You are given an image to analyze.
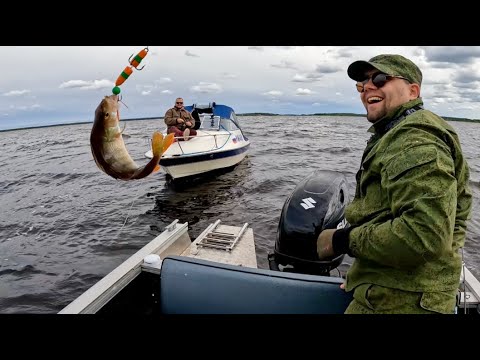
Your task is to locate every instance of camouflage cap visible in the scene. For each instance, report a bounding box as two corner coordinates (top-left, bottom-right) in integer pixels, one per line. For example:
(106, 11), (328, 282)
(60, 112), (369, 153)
(347, 54), (422, 85)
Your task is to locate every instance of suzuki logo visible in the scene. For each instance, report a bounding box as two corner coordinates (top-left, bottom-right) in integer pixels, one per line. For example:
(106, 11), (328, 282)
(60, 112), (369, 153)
(300, 197), (316, 210)
(337, 218), (348, 229)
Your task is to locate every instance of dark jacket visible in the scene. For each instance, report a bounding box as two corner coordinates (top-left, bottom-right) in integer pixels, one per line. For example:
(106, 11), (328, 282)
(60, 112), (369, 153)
(164, 107), (195, 130)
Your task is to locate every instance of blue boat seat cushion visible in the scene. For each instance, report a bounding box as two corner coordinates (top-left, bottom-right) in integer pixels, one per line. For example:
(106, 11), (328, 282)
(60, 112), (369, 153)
(159, 255), (352, 314)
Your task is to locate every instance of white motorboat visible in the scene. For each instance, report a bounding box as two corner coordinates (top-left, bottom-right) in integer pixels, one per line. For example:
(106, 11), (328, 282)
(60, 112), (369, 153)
(145, 102), (250, 180)
(59, 170), (480, 315)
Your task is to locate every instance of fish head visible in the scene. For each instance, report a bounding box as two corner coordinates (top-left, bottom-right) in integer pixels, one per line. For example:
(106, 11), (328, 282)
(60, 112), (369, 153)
(94, 94), (120, 128)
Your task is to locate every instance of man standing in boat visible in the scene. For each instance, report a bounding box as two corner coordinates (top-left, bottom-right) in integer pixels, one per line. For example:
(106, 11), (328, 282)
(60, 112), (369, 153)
(316, 54), (472, 314)
(164, 97), (197, 141)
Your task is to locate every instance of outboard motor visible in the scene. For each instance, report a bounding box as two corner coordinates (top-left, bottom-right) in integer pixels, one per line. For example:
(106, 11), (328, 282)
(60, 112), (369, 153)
(268, 170), (351, 276)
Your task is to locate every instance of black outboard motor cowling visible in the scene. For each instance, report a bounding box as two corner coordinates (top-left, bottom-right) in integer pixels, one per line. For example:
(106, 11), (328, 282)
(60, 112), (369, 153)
(269, 170), (350, 276)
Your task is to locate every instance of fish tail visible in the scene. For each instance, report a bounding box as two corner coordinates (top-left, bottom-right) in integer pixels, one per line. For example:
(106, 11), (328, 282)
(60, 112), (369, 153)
(150, 132), (174, 173)
(150, 132), (163, 173)
(162, 133), (175, 154)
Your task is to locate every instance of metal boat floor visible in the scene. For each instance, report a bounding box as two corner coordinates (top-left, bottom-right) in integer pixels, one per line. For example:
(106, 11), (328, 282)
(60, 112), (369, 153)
(182, 222), (257, 268)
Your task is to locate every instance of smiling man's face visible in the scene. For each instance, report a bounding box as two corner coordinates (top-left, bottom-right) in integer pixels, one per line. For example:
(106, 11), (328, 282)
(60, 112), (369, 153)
(360, 70), (418, 123)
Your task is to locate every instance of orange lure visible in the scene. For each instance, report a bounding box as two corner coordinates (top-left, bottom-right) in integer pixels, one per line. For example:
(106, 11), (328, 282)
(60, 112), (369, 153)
(115, 47), (149, 87)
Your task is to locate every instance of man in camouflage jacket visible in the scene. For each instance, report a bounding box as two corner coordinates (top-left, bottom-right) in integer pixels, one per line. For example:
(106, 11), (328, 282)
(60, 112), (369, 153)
(317, 54), (472, 314)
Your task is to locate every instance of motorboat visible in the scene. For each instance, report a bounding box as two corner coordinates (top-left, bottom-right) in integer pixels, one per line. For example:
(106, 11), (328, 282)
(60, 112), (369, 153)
(59, 170), (480, 315)
(144, 102), (250, 180)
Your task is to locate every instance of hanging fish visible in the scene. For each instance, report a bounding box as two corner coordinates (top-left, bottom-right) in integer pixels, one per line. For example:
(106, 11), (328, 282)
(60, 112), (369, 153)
(90, 94), (174, 180)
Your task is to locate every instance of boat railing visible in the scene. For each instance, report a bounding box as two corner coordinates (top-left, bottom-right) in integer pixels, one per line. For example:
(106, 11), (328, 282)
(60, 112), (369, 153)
(147, 131), (234, 156)
(175, 131), (232, 155)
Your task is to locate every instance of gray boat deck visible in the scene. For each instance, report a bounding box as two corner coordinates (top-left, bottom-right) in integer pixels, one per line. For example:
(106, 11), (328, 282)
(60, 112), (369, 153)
(181, 223), (257, 268)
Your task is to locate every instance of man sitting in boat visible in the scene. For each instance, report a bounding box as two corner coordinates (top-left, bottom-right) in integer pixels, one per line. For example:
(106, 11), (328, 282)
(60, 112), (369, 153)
(164, 98), (197, 141)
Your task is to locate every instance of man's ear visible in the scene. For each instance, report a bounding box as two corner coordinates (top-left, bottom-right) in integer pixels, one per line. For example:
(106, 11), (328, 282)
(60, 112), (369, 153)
(410, 83), (421, 99)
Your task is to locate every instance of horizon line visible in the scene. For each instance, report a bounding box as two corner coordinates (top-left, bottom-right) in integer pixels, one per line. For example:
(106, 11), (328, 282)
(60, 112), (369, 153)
(1, 112), (479, 133)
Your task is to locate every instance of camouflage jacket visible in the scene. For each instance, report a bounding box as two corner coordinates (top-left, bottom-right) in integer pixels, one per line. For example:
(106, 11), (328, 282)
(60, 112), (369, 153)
(164, 107), (195, 129)
(345, 98), (472, 296)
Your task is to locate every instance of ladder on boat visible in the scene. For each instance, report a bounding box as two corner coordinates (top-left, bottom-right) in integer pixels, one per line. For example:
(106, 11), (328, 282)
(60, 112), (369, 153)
(195, 220), (249, 252)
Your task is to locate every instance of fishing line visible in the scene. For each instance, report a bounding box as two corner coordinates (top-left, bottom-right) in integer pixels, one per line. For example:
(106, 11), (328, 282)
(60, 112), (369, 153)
(116, 182), (143, 235)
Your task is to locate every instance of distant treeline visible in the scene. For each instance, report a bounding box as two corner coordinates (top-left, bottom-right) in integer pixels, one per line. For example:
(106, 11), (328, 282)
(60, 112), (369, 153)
(120, 114), (480, 123)
(237, 112), (365, 117)
(237, 113), (480, 123)
(2, 113), (478, 133)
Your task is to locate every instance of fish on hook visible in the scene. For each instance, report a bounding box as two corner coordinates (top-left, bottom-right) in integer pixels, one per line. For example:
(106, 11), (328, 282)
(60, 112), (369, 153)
(90, 94), (174, 180)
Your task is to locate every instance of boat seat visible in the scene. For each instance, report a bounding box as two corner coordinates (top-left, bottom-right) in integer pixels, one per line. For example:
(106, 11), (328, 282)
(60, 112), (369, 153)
(159, 255), (352, 314)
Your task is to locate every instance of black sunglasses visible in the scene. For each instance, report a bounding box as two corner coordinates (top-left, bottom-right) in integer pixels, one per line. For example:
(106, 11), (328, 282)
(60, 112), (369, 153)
(356, 73), (410, 93)
(176, 102), (183, 104)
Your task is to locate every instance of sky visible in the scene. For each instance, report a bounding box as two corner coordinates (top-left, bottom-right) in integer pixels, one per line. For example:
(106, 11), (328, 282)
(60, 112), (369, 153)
(1, 46), (480, 131)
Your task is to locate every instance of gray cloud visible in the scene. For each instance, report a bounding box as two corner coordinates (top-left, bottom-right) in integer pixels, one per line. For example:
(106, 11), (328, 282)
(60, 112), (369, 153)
(314, 64), (341, 74)
(185, 50), (200, 57)
(271, 60), (298, 70)
(422, 46), (480, 65)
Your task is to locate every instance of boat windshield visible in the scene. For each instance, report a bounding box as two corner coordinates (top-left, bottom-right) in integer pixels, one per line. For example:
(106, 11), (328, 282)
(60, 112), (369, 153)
(199, 115), (220, 130)
(220, 118), (239, 131)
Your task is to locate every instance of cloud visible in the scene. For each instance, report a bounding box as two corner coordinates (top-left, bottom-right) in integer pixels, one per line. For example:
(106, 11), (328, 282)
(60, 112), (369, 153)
(155, 77), (172, 84)
(161, 90), (173, 94)
(262, 90), (283, 97)
(221, 73), (238, 79)
(295, 88), (313, 96)
(292, 73), (323, 82)
(190, 82), (222, 93)
(453, 70), (480, 84)
(421, 46), (480, 65)
(8, 103), (41, 111)
(185, 50), (199, 57)
(314, 64), (341, 74)
(59, 79), (113, 90)
(336, 48), (355, 58)
(271, 60), (298, 70)
(2, 89), (31, 97)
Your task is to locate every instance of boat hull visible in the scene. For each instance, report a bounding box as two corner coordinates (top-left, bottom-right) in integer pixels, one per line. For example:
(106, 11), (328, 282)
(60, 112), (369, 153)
(162, 143), (249, 179)
(145, 128), (250, 179)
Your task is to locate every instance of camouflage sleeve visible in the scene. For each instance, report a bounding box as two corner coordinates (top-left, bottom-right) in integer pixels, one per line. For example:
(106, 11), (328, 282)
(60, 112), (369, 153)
(164, 108), (178, 127)
(349, 133), (457, 269)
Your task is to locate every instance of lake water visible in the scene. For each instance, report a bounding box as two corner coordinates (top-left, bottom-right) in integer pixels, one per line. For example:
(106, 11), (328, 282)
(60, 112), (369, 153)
(0, 115), (479, 313)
